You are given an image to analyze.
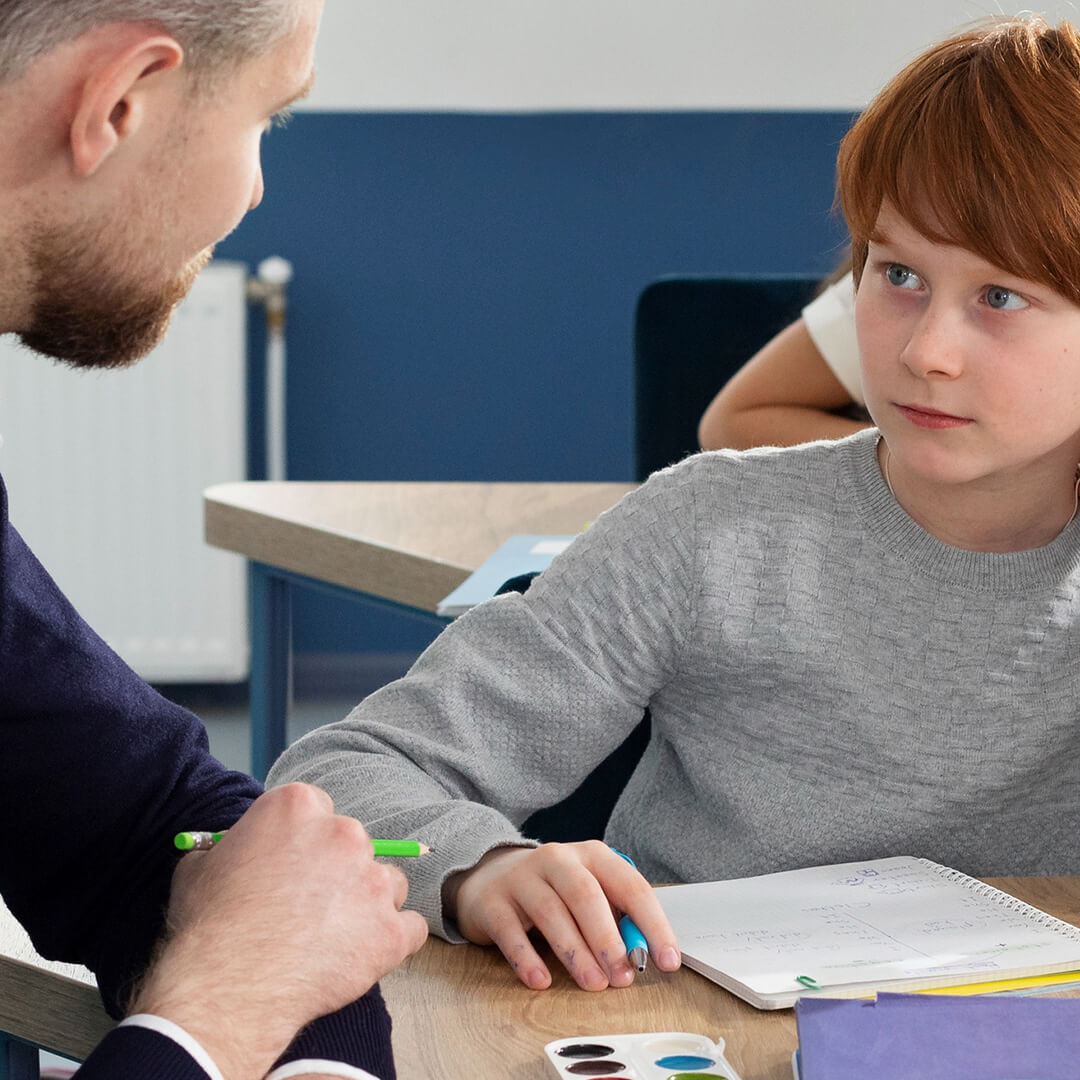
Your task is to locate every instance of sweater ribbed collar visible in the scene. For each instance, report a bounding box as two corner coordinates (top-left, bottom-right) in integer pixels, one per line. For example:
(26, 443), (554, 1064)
(844, 428), (1080, 593)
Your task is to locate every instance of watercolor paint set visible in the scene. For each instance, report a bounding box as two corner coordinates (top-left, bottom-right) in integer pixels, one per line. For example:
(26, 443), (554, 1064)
(543, 1031), (743, 1079)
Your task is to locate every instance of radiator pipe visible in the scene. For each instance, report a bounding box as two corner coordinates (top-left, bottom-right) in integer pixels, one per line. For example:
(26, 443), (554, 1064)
(246, 256), (293, 482)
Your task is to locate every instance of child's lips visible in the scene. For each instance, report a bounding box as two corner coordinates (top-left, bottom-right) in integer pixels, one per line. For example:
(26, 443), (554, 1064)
(895, 403), (973, 429)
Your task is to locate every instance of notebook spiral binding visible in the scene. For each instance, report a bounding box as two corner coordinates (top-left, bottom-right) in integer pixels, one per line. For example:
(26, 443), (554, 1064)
(920, 857), (1080, 943)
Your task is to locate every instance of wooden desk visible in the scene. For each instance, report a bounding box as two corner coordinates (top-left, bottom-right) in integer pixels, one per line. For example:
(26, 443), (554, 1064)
(4, 878), (1078, 1078)
(203, 481), (632, 776)
(381, 876), (1080, 1080)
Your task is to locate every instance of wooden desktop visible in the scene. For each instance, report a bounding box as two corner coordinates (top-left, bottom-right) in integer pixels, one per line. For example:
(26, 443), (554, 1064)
(5, 876), (1080, 1079)
(203, 480), (633, 612)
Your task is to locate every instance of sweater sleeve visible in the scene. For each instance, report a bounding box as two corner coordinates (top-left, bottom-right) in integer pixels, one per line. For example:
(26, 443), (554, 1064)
(0, 473), (260, 1015)
(84, 996), (396, 1080)
(0, 474), (398, 1074)
(272, 989), (396, 1080)
(67, 1024), (217, 1080)
(68, 994), (395, 1080)
(268, 460), (704, 937)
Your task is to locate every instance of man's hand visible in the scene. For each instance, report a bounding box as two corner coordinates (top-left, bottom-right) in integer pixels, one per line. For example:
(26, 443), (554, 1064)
(445, 840), (680, 991)
(133, 783), (428, 1080)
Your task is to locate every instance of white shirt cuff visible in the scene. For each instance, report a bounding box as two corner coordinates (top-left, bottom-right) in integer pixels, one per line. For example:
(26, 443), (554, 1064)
(119, 1016), (380, 1080)
(118, 1014), (224, 1080)
(266, 1062), (380, 1080)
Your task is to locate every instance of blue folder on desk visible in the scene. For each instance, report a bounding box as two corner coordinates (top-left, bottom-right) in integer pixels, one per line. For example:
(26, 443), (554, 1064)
(436, 535), (574, 617)
(795, 993), (1080, 1080)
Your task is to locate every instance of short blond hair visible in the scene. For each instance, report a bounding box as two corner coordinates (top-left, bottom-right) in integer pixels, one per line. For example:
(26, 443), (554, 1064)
(0, 0), (300, 86)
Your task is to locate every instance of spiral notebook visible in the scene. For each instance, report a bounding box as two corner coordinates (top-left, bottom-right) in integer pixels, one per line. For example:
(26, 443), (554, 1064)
(656, 855), (1080, 1010)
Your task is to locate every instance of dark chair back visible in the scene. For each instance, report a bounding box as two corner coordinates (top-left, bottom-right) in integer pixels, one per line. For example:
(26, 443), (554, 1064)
(633, 274), (819, 481)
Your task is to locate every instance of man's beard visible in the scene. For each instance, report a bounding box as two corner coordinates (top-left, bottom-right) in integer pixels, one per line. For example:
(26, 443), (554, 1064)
(19, 223), (213, 371)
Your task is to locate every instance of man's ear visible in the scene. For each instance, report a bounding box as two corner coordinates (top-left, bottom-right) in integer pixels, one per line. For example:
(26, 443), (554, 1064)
(70, 33), (185, 178)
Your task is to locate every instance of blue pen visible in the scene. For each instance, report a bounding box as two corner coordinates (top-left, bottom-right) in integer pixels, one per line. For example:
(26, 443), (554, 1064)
(611, 848), (649, 973)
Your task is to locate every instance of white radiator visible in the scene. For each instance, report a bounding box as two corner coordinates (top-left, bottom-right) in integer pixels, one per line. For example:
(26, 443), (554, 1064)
(0, 260), (249, 682)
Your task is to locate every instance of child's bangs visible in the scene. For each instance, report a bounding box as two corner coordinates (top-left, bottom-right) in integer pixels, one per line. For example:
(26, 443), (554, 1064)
(838, 18), (1080, 305)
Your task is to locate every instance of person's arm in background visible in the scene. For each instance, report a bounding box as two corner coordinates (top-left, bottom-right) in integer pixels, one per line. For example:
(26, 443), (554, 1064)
(698, 270), (870, 450)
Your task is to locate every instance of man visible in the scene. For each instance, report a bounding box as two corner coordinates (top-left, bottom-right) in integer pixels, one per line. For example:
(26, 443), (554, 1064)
(0, 3), (427, 1078)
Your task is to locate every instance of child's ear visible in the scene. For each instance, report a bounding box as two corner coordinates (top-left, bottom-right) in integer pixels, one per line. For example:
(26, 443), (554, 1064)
(69, 34), (184, 178)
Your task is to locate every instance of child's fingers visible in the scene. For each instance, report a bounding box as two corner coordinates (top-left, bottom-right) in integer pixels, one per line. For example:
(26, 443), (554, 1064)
(482, 899), (553, 990)
(596, 861), (682, 973)
(537, 853), (636, 987)
(516, 873), (623, 990)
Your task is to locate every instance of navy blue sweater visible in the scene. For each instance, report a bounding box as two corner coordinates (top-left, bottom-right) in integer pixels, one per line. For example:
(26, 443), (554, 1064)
(0, 473), (394, 1078)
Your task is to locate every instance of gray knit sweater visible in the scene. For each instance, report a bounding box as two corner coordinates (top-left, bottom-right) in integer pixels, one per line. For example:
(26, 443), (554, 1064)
(269, 429), (1080, 938)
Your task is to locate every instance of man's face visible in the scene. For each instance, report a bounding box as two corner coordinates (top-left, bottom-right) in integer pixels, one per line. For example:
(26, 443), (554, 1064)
(20, 0), (323, 370)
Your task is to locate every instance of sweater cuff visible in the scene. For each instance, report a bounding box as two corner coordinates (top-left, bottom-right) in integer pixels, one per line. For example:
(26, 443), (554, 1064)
(72, 1018), (220, 1080)
(272, 987), (396, 1080)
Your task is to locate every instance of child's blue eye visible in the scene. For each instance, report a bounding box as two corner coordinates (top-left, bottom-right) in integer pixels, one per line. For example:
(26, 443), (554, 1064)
(985, 285), (1027, 310)
(886, 263), (921, 289)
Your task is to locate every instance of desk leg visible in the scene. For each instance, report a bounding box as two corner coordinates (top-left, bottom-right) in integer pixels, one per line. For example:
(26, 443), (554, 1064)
(0, 1037), (39, 1080)
(249, 562), (292, 782)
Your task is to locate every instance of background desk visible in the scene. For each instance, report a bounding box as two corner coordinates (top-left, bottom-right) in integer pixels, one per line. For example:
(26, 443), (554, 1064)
(0, 898), (110, 1079)
(380, 875), (1080, 1080)
(204, 481), (632, 777)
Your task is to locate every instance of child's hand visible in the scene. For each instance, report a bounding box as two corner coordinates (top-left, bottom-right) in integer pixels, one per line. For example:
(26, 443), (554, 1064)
(445, 840), (681, 990)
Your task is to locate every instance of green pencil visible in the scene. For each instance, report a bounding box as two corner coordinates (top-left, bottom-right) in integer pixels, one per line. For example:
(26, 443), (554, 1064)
(174, 831), (431, 856)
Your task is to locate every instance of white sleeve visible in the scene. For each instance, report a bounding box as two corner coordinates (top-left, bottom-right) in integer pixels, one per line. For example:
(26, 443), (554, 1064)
(801, 271), (863, 405)
(266, 1062), (380, 1080)
(118, 1018), (380, 1080)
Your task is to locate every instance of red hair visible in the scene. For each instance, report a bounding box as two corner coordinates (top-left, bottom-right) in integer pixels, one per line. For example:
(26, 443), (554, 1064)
(837, 16), (1080, 305)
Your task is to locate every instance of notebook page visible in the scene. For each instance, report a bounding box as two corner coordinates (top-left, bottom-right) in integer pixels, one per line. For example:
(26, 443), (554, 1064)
(657, 855), (1080, 997)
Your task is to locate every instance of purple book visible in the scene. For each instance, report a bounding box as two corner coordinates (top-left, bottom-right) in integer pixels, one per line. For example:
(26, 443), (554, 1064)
(795, 993), (1080, 1080)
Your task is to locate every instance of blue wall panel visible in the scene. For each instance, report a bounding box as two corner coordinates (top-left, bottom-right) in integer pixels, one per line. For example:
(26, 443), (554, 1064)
(215, 110), (854, 655)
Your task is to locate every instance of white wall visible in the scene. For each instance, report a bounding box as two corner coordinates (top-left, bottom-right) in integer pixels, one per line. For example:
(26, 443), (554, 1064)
(306, 1), (1080, 112)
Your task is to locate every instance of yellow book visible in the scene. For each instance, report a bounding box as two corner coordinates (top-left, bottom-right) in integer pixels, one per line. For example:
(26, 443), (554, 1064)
(917, 970), (1080, 996)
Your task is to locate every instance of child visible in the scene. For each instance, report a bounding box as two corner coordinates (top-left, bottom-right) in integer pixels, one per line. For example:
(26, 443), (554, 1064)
(270, 15), (1080, 996)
